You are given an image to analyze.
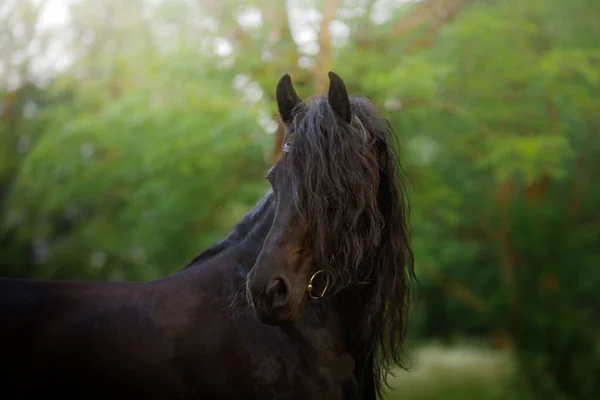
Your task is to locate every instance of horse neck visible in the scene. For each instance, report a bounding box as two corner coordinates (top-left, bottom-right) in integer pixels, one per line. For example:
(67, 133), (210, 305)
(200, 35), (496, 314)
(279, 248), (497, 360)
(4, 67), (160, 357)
(183, 190), (275, 272)
(222, 190), (276, 271)
(333, 283), (375, 345)
(332, 285), (378, 399)
(184, 188), (378, 394)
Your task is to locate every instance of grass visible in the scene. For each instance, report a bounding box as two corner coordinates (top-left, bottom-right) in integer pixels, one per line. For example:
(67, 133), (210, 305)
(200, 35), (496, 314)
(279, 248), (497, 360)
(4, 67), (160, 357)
(384, 342), (524, 400)
(387, 381), (518, 400)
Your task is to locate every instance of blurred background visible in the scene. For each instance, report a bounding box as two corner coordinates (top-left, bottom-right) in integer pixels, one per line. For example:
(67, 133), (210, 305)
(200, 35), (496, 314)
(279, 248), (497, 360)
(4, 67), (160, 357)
(1, 0), (599, 398)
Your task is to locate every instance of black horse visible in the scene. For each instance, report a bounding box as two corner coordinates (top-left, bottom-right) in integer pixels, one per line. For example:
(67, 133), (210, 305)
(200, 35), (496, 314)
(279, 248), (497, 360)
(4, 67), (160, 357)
(0, 72), (415, 399)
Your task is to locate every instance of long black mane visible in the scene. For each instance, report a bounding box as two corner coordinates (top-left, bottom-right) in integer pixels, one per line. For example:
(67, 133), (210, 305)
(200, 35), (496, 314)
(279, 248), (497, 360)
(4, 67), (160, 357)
(283, 95), (415, 396)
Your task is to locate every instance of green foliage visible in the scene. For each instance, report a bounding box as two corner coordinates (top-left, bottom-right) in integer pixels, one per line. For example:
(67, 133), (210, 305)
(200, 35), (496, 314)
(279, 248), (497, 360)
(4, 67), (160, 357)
(4, 52), (271, 280)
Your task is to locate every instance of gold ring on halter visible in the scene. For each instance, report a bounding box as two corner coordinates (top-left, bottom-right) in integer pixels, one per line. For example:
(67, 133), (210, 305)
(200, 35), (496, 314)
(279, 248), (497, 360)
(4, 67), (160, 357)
(306, 270), (329, 300)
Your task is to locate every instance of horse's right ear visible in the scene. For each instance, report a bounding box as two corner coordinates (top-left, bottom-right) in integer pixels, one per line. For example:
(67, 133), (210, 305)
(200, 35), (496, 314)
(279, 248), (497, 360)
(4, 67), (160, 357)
(276, 74), (305, 125)
(327, 71), (352, 123)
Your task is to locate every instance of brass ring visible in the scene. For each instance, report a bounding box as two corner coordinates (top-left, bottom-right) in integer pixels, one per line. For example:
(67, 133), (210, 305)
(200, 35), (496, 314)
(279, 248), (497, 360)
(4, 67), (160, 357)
(306, 270), (329, 300)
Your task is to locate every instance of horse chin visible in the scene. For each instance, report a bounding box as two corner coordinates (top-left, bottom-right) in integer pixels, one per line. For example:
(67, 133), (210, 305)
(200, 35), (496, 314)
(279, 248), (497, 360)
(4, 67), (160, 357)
(253, 306), (301, 326)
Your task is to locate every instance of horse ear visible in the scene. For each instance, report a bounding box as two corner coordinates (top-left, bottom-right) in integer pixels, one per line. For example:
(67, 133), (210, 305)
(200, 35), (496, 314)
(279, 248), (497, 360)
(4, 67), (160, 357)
(327, 71), (352, 123)
(276, 74), (304, 125)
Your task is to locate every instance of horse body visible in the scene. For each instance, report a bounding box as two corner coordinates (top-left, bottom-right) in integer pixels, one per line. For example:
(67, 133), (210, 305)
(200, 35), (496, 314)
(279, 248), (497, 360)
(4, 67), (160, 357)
(0, 193), (363, 399)
(0, 72), (414, 399)
(1, 277), (192, 398)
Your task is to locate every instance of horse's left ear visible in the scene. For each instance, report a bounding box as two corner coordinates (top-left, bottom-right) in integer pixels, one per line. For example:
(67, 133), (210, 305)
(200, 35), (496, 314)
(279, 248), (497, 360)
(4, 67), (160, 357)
(327, 71), (352, 124)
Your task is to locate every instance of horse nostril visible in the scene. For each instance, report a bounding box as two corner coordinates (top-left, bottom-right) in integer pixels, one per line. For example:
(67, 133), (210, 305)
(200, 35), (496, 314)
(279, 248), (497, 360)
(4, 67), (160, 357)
(265, 276), (290, 309)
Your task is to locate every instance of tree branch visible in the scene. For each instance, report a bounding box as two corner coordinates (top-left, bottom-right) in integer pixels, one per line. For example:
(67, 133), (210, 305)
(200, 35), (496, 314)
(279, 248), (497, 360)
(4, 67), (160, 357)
(314, 0), (343, 94)
(387, 0), (444, 38)
(388, 0), (475, 39)
(354, 0), (476, 54)
(403, 0), (478, 55)
(419, 264), (487, 312)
